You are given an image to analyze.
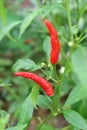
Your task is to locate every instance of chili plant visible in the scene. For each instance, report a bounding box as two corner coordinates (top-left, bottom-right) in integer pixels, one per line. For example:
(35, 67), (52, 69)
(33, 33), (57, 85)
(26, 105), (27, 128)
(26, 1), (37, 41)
(0, 0), (87, 130)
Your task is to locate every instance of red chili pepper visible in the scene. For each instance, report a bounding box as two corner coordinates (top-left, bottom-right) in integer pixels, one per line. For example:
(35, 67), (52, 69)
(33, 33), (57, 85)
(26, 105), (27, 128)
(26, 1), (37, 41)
(45, 20), (60, 64)
(15, 72), (54, 96)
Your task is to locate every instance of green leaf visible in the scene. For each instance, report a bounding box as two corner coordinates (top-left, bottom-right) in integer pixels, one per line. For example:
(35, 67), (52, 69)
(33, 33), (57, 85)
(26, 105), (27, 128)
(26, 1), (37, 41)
(19, 10), (40, 38)
(12, 59), (37, 72)
(30, 85), (39, 108)
(71, 125), (80, 130)
(43, 36), (51, 58)
(79, 98), (87, 118)
(18, 95), (34, 126)
(79, 3), (87, 19)
(0, 21), (21, 41)
(42, 3), (64, 17)
(63, 46), (87, 108)
(19, 3), (65, 38)
(5, 125), (27, 130)
(0, 110), (9, 130)
(71, 46), (87, 85)
(37, 95), (52, 109)
(63, 84), (87, 108)
(38, 124), (54, 130)
(63, 109), (87, 130)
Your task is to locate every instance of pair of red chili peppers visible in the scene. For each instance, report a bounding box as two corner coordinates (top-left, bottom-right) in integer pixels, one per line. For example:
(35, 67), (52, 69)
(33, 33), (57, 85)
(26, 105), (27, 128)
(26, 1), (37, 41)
(15, 20), (60, 96)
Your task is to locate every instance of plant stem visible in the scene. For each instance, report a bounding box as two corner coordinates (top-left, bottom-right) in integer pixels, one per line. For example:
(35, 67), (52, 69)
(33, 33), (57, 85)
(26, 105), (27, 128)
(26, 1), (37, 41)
(50, 77), (58, 83)
(41, 69), (48, 77)
(0, 0), (7, 24)
(57, 46), (74, 110)
(37, 113), (53, 130)
(36, 0), (42, 8)
(52, 65), (61, 110)
(56, 0), (75, 109)
(41, 69), (58, 83)
(66, 0), (74, 42)
(76, 0), (80, 22)
(53, 65), (59, 80)
(7, 33), (16, 42)
(77, 35), (87, 44)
